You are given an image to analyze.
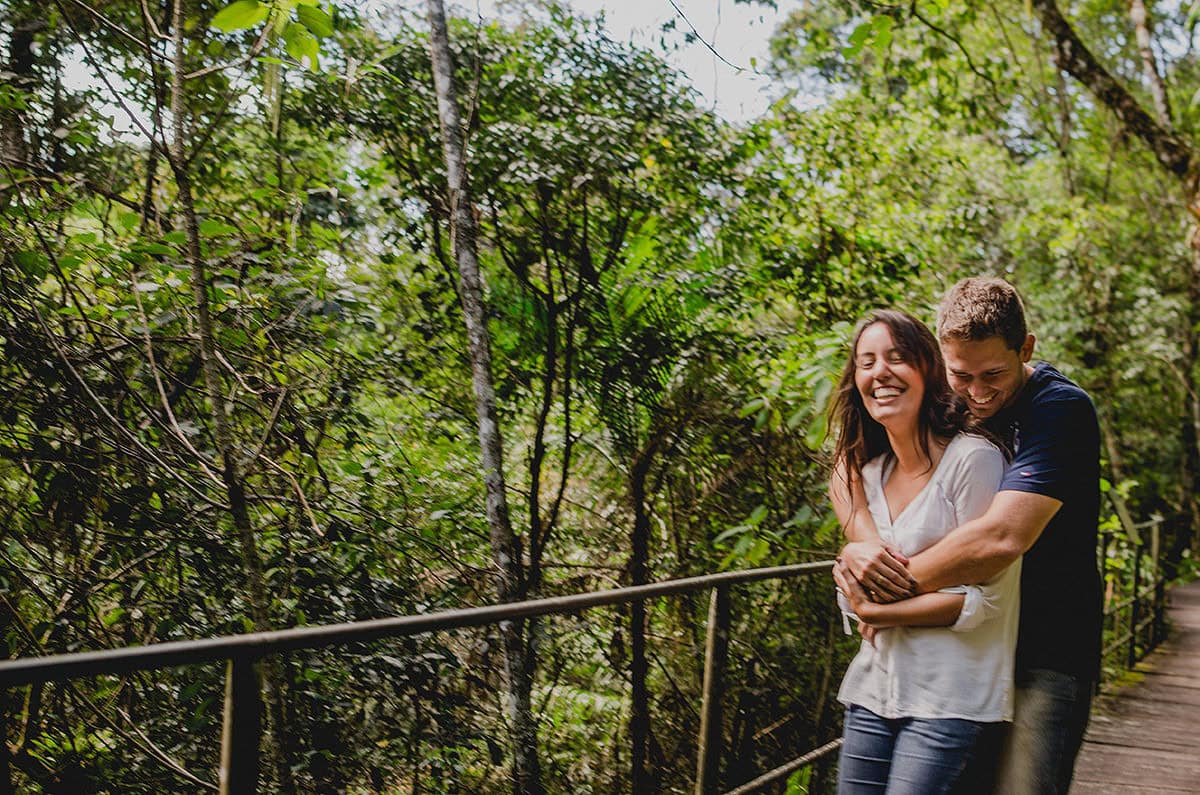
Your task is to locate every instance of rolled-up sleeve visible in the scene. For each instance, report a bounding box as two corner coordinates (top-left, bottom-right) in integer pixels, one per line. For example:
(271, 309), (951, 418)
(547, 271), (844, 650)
(942, 442), (1011, 632)
(941, 582), (1004, 632)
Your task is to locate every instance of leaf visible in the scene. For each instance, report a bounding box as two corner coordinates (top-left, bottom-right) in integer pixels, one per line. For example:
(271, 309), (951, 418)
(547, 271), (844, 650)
(620, 217), (660, 276)
(872, 25), (893, 55)
(805, 412), (828, 449)
(843, 21), (874, 60)
(284, 22), (320, 70)
(211, 0), (270, 32)
(713, 525), (747, 544)
(297, 5), (333, 38)
(812, 376), (834, 411)
(745, 538), (770, 565)
(14, 250), (47, 276)
(199, 219), (238, 236)
(739, 397), (765, 418)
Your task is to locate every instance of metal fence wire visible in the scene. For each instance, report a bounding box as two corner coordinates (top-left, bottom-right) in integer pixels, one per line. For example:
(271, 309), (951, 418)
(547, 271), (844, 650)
(0, 517), (1171, 795)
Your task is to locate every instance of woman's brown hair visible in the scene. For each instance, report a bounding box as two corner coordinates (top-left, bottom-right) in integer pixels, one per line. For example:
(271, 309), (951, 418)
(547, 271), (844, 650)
(829, 309), (972, 497)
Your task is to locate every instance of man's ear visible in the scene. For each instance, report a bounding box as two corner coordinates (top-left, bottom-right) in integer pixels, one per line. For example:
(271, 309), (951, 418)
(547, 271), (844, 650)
(1019, 334), (1035, 362)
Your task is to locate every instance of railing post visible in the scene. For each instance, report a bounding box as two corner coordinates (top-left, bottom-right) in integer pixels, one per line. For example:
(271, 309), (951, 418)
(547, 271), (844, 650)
(695, 585), (731, 795)
(1151, 521), (1164, 646)
(219, 656), (262, 795)
(1128, 542), (1143, 670)
(1100, 528), (1112, 684)
(1100, 531), (1111, 572)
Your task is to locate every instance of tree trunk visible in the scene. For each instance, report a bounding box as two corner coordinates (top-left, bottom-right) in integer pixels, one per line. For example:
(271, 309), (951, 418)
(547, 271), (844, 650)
(166, 1), (285, 789)
(423, 3), (543, 793)
(1031, 0), (1190, 179)
(0, 12), (41, 171)
(1031, 0), (1200, 552)
(1128, 0), (1172, 129)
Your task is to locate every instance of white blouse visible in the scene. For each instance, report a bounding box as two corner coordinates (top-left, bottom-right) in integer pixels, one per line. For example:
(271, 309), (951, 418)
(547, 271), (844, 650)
(837, 433), (1021, 722)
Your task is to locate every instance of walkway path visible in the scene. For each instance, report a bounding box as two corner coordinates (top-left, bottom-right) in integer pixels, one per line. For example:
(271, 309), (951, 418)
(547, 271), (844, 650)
(1070, 578), (1200, 793)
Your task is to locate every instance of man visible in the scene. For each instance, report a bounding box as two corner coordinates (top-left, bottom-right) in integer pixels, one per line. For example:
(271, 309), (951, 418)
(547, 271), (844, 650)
(832, 277), (1102, 794)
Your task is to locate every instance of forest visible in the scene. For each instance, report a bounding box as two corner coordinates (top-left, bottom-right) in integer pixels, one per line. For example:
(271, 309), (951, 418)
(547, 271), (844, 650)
(1, 0), (1199, 792)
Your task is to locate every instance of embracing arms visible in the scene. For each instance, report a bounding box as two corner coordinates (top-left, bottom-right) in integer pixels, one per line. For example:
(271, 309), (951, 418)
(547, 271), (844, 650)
(830, 460), (965, 631)
(831, 439), (1039, 632)
(833, 459), (1061, 599)
(834, 563), (965, 629)
(905, 489), (1060, 592)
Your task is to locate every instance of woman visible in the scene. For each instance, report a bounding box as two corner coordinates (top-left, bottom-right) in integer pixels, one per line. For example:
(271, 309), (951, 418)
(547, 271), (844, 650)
(829, 310), (1020, 794)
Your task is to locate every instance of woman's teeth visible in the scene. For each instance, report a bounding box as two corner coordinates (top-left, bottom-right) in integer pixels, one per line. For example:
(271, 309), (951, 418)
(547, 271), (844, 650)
(874, 387), (901, 399)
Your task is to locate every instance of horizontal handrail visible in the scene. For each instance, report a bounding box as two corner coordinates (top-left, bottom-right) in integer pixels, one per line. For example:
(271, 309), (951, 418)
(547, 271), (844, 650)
(2, 516), (1174, 794)
(724, 738), (843, 795)
(0, 560), (834, 689)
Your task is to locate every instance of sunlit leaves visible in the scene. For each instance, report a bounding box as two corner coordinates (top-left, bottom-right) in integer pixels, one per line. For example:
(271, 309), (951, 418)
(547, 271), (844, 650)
(296, 5), (334, 39)
(843, 14), (894, 60)
(198, 218), (238, 237)
(284, 21), (320, 70)
(211, 0), (270, 32)
(209, 0), (334, 70)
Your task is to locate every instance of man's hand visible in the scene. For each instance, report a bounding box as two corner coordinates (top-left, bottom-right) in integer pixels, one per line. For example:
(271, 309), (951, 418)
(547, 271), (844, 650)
(858, 621), (877, 647)
(840, 540), (916, 601)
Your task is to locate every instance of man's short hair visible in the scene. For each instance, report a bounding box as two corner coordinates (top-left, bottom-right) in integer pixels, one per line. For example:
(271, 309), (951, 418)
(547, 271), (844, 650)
(937, 276), (1028, 352)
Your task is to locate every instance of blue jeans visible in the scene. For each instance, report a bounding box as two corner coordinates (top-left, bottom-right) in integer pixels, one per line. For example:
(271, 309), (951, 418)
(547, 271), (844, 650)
(837, 705), (986, 795)
(995, 669), (1094, 794)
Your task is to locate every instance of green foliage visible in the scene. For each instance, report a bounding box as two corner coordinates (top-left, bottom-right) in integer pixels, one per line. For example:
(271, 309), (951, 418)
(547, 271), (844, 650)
(3, 0), (1198, 791)
(211, 0), (271, 32)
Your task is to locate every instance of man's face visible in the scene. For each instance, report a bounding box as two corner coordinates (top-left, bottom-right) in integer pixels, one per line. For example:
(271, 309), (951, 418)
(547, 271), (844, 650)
(941, 334), (1035, 419)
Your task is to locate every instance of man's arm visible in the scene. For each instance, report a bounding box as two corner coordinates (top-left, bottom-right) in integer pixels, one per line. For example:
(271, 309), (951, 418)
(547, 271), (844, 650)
(830, 458), (916, 599)
(907, 489), (1061, 593)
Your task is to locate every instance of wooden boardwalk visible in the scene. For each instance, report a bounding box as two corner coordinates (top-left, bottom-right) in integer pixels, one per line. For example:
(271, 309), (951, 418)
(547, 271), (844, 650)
(1070, 578), (1200, 794)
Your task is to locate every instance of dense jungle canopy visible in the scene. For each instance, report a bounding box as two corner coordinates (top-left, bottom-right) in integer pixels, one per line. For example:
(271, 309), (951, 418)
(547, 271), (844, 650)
(2, 0), (1200, 792)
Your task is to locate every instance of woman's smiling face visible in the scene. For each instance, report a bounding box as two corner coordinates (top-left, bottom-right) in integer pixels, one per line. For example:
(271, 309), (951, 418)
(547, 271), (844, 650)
(854, 321), (926, 431)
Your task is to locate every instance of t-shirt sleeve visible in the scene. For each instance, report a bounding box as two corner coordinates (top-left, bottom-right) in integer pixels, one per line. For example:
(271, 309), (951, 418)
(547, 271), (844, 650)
(951, 443), (1005, 523)
(999, 395), (1097, 501)
(944, 441), (1013, 632)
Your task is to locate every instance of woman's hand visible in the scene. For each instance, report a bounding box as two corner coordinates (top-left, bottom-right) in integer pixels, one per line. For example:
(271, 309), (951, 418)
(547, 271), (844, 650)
(858, 621), (878, 647)
(839, 540), (917, 601)
(834, 558), (876, 616)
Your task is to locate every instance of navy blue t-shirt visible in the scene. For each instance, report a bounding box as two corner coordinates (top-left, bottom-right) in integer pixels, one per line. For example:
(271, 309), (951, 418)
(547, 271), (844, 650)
(986, 362), (1102, 680)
